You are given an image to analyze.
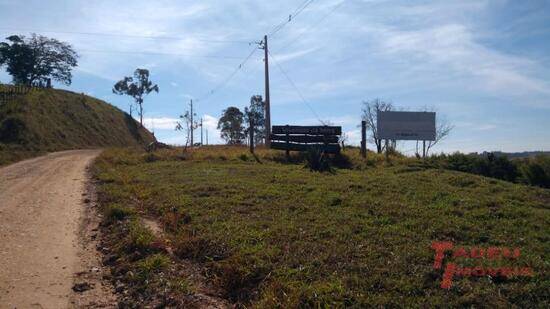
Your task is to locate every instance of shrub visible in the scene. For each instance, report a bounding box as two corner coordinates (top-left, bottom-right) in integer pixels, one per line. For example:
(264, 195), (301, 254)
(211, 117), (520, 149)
(304, 147), (333, 173)
(104, 203), (133, 223)
(520, 155), (550, 188)
(0, 117), (26, 143)
(435, 152), (519, 183)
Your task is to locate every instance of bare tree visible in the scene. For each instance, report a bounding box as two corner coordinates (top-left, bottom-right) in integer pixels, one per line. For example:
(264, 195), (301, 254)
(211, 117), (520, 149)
(426, 118), (453, 156)
(361, 98), (393, 153)
(339, 132), (348, 149)
(175, 109), (198, 150)
(418, 107), (453, 156)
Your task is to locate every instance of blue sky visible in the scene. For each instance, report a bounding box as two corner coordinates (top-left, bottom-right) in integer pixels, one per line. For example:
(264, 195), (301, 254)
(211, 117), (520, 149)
(1, 0), (549, 153)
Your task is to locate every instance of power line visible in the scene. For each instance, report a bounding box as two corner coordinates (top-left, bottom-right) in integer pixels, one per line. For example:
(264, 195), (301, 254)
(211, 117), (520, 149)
(267, 49), (324, 124)
(79, 49), (245, 59)
(268, 0), (315, 38)
(276, 0), (346, 53)
(195, 46), (260, 103)
(0, 28), (253, 44)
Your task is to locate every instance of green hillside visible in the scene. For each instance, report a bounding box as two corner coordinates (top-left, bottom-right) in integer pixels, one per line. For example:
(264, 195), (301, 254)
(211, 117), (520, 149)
(0, 87), (155, 165)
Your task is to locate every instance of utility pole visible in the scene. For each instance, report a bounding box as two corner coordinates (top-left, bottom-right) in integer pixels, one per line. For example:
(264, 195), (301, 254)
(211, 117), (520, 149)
(190, 99), (194, 147)
(361, 120), (367, 158)
(200, 118), (203, 146)
(260, 35), (271, 147)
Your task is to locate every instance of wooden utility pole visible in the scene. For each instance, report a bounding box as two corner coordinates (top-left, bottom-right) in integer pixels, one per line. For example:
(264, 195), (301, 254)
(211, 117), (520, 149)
(200, 118), (203, 146)
(190, 99), (194, 147)
(249, 118), (254, 154)
(262, 35), (271, 147)
(361, 120), (367, 158)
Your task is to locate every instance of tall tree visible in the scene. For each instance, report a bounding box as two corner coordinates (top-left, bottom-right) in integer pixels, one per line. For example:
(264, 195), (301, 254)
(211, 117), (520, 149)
(113, 68), (159, 127)
(244, 95), (266, 145)
(361, 98), (393, 153)
(0, 34), (78, 86)
(218, 106), (245, 144)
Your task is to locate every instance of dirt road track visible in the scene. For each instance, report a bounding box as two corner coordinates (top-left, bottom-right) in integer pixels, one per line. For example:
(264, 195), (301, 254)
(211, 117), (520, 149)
(0, 150), (111, 308)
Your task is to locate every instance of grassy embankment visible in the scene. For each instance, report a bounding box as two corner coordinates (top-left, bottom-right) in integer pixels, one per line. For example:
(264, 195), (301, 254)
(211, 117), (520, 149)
(93, 146), (549, 307)
(0, 86), (154, 166)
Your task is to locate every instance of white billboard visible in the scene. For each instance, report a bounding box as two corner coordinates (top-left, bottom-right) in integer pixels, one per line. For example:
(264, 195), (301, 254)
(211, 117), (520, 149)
(377, 111), (436, 141)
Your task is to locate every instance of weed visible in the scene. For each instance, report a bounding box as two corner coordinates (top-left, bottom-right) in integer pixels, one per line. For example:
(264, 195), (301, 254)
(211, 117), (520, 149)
(104, 203), (133, 223)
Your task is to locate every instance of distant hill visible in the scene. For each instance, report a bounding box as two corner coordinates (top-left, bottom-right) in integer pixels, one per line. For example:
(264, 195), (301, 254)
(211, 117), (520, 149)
(0, 87), (155, 154)
(475, 151), (550, 159)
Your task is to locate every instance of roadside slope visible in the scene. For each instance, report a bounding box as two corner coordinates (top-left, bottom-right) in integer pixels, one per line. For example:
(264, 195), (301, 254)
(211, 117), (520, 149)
(0, 87), (155, 165)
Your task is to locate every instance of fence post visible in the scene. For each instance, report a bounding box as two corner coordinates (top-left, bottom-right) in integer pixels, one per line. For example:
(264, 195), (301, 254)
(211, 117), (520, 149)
(361, 120), (367, 158)
(285, 125), (290, 161)
(249, 119), (254, 154)
(385, 139), (389, 162)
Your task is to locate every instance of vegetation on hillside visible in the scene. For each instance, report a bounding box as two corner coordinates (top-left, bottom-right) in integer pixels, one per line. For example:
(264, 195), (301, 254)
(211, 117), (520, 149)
(0, 87), (155, 166)
(430, 152), (550, 188)
(93, 146), (549, 307)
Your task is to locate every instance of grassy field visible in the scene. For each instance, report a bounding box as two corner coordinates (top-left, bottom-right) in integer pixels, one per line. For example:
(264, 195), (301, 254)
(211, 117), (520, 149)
(93, 146), (549, 307)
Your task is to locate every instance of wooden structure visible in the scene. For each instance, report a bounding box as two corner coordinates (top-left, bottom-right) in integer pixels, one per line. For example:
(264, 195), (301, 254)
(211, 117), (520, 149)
(270, 125), (342, 154)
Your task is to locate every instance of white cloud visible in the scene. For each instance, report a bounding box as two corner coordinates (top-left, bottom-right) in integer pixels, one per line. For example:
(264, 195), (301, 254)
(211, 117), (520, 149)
(273, 47), (319, 63)
(142, 117), (179, 131)
(375, 23), (550, 101)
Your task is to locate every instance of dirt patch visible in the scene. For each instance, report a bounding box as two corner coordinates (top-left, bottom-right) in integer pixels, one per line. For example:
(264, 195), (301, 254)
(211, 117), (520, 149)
(70, 171), (117, 308)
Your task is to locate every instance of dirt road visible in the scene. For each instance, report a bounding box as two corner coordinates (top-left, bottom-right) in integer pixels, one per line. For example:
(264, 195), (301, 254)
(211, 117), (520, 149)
(0, 150), (109, 308)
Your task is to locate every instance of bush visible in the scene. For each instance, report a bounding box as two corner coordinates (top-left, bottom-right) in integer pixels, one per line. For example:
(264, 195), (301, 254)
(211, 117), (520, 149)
(0, 117), (26, 143)
(304, 147), (333, 173)
(520, 155), (550, 188)
(435, 152), (519, 183)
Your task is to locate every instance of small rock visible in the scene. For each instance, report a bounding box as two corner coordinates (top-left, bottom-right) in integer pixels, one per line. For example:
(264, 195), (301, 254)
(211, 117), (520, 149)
(72, 282), (93, 292)
(91, 266), (100, 272)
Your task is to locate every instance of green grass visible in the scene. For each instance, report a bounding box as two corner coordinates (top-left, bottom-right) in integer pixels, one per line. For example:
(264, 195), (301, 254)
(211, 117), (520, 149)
(93, 147), (550, 307)
(0, 87), (155, 166)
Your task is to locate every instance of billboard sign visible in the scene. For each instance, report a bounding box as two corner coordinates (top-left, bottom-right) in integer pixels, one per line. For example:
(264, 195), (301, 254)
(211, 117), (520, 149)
(377, 111), (436, 141)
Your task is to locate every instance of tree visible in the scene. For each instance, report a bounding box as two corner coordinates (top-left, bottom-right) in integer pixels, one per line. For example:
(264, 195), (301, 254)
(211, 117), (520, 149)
(361, 98), (393, 153)
(425, 115), (453, 156)
(244, 95), (266, 145)
(113, 68), (159, 127)
(218, 106), (245, 144)
(175, 109), (198, 150)
(0, 34), (78, 86)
